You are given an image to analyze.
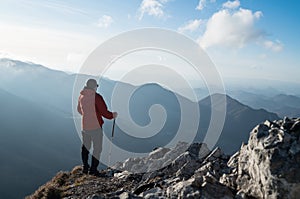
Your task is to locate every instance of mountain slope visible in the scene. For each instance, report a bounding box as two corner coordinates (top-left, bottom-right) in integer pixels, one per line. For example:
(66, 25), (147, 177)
(0, 58), (75, 114)
(196, 93), (279, 154)
(0, 88), (80, 199)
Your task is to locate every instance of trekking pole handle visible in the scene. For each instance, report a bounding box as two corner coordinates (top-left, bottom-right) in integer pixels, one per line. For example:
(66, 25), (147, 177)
(111, 119), (115, 138)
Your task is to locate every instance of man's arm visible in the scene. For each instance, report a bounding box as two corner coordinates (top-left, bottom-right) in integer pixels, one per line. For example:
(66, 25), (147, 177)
(95, 94), (114, 119)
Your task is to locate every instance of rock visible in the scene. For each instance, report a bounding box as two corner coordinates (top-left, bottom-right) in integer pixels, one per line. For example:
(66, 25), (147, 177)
(283, 117), (294, 131)
(166, 173), (234, 199)
(289, 141), (300, 155)
(119, 191), (142, 199)
(262, 128), (284, 149)
(149, 147), (171, 160)
(201, 180), (234, 199)
(224, 118), (300, 199)
(290, 121), (300, 134)
(140, 187), (163, 199)
(87, 194), (104, 199)
(187, 143), (210, 159)
(235, 190), (247, 199)
(166, 178), (197, 198)
(133, 182), (157, 195)
(203, 147), (224, 162)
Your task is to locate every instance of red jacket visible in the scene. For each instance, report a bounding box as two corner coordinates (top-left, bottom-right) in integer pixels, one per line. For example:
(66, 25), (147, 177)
(77, 88), (113, 130)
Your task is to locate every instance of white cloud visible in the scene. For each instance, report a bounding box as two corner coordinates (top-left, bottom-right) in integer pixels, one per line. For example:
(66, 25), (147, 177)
(196, 0), (206, 11)
(196, 0), (215, 11)
(263, 40), (283, 52)
(97, 15), (114, 28)
(138, 0), (169, 20)
(199, 8), (264, 48)
(222, 0), (240, 9)
(178, 19), (203, 33)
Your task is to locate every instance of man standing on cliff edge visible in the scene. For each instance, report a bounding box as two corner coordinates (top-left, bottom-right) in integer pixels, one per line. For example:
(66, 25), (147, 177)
(77, 78), (118, 176)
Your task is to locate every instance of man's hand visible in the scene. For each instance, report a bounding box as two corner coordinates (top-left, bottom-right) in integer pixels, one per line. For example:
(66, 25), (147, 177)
(113, 112), (118, 118)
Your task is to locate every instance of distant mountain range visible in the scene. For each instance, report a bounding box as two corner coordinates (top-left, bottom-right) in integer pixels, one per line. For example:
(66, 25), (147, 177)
(0, 58), (287, 198)
(99, 83), (279, 154)
(229, 90), (300, 118)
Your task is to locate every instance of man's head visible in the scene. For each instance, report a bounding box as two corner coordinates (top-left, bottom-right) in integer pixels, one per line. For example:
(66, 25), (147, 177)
(86, 79), (98, 90)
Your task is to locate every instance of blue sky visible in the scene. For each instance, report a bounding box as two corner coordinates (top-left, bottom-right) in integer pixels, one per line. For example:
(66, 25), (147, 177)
(0, 0), (299, 83)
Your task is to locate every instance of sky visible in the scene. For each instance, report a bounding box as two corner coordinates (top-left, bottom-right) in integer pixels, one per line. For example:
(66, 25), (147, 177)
(0, 0), (299, 84)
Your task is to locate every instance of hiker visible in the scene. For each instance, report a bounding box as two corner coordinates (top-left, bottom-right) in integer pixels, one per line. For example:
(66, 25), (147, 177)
(77, 79), (117, 175)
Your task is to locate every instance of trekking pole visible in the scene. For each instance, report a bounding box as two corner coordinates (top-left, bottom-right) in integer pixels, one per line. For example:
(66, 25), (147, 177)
(108, 119), (116, 167)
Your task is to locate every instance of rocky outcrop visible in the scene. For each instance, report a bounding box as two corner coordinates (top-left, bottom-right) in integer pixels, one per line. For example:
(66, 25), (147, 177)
(27, 118), (300, 199)
(221, 117), (300, 199)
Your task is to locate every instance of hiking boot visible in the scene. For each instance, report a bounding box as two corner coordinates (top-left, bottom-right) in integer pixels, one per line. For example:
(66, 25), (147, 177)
(81, 145), (90, 174)
(89, 169), (105, 177)
(82, 165), (90, 174)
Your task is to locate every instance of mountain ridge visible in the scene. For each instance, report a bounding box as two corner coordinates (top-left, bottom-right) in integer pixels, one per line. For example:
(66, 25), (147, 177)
(228, 90), (300, 118)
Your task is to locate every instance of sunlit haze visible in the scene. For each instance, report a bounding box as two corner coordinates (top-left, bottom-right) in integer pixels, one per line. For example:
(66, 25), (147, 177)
(0, 0), (299, 84)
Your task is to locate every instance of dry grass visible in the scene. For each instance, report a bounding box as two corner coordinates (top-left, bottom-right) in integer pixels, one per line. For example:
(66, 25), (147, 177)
(25, 171), (69, 199)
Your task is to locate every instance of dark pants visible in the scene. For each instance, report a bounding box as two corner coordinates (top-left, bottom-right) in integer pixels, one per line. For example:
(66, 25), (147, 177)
(81, 128), (103, 171)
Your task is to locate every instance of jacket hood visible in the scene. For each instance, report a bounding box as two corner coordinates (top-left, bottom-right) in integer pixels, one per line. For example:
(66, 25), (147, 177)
(80, 87), (96, 96)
